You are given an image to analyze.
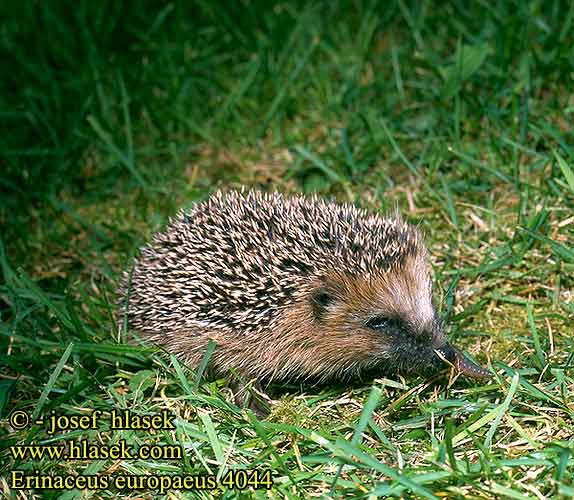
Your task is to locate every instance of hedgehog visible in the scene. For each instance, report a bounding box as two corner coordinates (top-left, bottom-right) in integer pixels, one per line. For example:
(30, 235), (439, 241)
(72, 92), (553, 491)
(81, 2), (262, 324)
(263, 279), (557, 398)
(118, 190), (490, 415)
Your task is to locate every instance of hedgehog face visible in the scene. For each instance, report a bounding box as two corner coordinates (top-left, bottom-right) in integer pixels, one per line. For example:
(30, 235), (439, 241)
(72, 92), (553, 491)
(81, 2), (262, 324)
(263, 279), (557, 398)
(307, 255), (490, 380)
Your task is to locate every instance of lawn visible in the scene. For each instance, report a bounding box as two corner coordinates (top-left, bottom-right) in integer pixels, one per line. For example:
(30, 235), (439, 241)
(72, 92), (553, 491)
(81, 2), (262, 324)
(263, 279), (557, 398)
(1, 1), (573, 498)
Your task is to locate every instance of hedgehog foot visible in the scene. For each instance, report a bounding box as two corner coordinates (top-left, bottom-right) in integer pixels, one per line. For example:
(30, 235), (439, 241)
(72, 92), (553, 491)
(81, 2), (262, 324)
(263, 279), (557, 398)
(229, 376), (271, 419)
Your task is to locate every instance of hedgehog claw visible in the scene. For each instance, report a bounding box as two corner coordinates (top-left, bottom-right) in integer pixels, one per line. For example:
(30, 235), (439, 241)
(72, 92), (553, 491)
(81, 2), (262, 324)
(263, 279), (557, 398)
(230, 378), (271, 419)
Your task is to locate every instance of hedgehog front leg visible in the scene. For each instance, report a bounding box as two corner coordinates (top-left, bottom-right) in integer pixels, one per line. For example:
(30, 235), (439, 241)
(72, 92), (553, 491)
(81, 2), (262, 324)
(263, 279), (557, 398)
(228, 373), (271, 419)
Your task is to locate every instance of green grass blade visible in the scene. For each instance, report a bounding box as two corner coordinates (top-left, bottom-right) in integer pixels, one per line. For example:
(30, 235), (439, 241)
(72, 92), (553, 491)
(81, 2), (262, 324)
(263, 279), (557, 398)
(526, 304), (545, 370)
(554, 150), (574, 193)
(32, 342), (74, 420)
(170, 354), (194, 396)
(199, 411), (225, 466)
(441, 43), (490, 99)
(484, 373), (520, 449)
(193, 339), (217, 392)
(352, 387), (382, 445)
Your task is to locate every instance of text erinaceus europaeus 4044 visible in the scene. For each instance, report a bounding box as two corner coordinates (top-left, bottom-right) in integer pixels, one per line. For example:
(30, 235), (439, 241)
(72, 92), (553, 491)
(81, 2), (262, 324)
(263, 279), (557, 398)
(118, 190), (490, 414)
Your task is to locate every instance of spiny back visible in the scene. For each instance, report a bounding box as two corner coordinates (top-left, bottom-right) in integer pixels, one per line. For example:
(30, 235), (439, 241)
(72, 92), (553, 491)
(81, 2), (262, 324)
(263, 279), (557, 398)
(120, 190), (424, 335)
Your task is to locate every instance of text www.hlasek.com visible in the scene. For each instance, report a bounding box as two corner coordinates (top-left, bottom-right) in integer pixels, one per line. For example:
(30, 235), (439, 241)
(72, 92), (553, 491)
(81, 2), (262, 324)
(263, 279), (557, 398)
(10, 439), (181, 461)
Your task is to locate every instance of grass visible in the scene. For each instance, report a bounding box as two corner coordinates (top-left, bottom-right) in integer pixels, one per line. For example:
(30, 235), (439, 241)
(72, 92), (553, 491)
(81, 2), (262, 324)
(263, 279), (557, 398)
(1, 0), (573, 498)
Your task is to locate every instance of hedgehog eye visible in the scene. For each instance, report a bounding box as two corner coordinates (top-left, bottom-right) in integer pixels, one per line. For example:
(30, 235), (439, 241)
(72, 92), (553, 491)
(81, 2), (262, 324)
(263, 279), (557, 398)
(366, 316), (401, 331)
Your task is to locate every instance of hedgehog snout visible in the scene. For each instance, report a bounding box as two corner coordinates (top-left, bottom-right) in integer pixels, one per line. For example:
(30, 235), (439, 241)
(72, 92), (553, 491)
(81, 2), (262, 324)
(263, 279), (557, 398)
(434, 343), (492, 380)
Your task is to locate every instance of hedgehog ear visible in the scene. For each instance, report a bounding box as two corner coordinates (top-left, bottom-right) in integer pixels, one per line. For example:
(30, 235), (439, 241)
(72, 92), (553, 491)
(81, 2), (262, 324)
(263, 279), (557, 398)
(310, 284), (334, 320)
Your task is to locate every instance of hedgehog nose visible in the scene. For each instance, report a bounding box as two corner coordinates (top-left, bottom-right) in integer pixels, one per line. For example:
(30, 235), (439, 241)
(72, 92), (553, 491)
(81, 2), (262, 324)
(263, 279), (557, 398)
(435, 344), (492, 380)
